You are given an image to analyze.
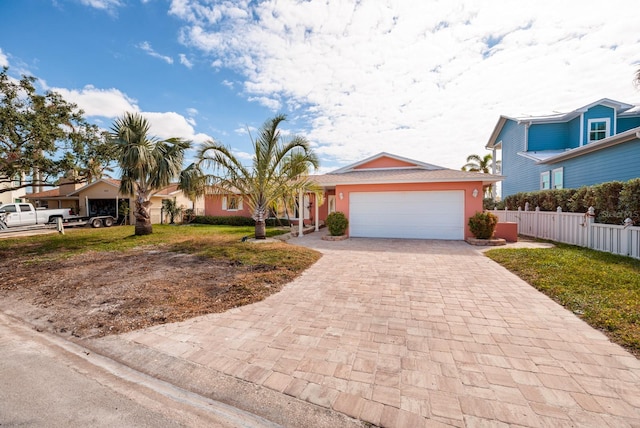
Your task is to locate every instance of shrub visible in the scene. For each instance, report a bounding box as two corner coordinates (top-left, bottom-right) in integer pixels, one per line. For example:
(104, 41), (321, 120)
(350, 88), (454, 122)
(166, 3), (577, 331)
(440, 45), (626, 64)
(193, 215), (255, 226)
(265, 218), (291, 227)
(619, 178), (640, 225)
(468, 211), (498, 239)
(592, 181), (624, 224)
(483, 198), (497, 210)
(326, 211), (348, 236)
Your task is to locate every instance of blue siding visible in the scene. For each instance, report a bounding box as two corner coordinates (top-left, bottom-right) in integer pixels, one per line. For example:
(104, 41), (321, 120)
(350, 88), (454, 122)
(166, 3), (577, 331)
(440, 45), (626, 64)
(617, 117), (640, 133)
(528, 123), (569, 151)
(499, 120), (542, 197)
(567, 116), (581, 149)
(559, 138), (640, 188)
(582, 105), (614, 144)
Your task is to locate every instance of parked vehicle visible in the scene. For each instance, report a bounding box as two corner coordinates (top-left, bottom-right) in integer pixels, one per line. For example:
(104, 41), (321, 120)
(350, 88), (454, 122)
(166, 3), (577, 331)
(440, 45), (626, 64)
(0, 203), (116, 230)
(0, 203), (73, 228)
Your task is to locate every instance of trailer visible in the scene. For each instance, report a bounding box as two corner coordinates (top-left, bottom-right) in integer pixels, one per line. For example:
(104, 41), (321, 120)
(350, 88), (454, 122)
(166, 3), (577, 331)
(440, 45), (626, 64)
(64, 215), (117, 228)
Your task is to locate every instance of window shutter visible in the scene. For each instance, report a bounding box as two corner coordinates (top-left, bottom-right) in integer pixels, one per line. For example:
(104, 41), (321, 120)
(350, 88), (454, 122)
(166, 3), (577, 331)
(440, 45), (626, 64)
(238, 197), (243, 210)
(222, 196), (227, 210)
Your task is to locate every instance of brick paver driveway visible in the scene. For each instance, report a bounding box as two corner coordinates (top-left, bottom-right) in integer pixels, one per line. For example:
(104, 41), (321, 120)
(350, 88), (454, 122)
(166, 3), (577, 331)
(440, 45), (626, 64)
(116, 234), (640, 427)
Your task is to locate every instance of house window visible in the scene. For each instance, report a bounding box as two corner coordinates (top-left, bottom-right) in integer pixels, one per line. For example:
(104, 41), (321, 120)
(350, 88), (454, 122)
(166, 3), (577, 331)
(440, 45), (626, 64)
(552, 167), (563, 189)
(587, 118), (610, 143)
(223, 195), (242, 211)
(228, 196), (239, 210)
(540, 171), (550, 190)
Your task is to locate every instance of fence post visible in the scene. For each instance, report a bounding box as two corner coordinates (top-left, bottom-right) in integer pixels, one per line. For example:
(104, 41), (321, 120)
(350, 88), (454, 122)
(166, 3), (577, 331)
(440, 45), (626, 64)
(535, 206), (540, 238)
(556, 206), (562, 242)
(623, 218), (633, 256)
(586, 207), (595, 249)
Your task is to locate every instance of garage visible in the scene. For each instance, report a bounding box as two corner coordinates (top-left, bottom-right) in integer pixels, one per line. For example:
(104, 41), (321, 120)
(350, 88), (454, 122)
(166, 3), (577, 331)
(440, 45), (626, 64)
(349, 191), (464, 240)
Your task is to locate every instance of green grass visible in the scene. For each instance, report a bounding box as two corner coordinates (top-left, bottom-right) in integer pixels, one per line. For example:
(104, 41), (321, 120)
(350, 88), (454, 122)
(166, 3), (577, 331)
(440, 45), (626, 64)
(0, 224), (315, 269)
(486, 243), (640, 356)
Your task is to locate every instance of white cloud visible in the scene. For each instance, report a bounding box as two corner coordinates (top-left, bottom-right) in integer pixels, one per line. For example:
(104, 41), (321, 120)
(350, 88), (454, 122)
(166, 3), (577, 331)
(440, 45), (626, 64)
(53, 85), (139, 118)
(79, 0), (123, 12)
(232, 150), (253, 161)
(186, 107), (198, 116)
(234, 125), (257, 135)
(179, 53), (193, 68)
(247, 96), (281, 110)
(0, 48), (8, 67)
(143, 111), (211, 144)
(175, 0), (639, 168)
(138, 41), (174, 64)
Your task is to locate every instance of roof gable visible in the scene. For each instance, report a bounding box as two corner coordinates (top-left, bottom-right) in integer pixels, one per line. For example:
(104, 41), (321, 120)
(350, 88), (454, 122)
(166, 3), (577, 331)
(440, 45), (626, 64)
(69, 178), (120, 196)
(332, 152), (444, 173)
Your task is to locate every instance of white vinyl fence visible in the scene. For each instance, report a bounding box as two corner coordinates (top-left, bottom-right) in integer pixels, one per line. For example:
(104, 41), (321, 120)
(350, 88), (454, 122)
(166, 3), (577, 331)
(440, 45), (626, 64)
(492, 207), (640, 260)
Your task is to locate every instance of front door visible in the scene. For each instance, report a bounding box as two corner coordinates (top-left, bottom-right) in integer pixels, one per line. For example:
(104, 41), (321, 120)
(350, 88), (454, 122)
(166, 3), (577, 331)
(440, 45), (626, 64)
(328, 195), (336, 214)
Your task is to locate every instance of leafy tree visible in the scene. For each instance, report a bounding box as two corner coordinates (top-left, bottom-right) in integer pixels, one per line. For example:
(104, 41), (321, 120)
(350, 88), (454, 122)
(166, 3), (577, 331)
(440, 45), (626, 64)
(111, 112), (190, 235)
(180, 114), (319, 239)
(0, 67), (115, 193)
(461, 153), (501, 198)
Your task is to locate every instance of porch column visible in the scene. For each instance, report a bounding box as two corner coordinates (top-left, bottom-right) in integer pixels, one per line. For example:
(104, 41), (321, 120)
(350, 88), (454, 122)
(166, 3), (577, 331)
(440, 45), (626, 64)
(315, 194), (319, 232)
(298, 188), (304, 237)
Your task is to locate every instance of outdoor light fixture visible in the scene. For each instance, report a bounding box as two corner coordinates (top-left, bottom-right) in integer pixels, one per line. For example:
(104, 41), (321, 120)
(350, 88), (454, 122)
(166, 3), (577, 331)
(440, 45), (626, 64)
(472, 189), (479, 198)
(339, 192), (344, 200)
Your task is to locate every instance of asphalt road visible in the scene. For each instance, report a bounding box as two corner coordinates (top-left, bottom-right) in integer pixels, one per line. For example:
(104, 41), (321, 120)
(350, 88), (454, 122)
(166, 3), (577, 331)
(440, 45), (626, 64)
(0, 312), (279, 428)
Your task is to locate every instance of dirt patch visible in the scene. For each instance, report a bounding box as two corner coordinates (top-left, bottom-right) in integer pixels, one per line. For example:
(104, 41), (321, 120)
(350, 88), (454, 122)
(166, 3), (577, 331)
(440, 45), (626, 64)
(0, 249), (292, 339)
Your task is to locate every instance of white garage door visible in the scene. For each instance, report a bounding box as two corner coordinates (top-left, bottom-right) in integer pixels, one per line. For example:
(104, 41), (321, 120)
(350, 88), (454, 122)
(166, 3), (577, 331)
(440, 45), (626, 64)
(349, 191), (464, 240)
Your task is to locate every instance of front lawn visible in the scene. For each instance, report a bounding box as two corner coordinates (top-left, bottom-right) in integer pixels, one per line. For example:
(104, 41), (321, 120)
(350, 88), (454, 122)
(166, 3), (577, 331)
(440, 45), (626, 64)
(0, 225), (320, 338)
(486, 244), (640, 357)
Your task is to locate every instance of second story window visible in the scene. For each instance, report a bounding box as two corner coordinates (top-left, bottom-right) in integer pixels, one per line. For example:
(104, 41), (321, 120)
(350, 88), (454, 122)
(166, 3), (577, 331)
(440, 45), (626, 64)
(588, 118), (610, 143)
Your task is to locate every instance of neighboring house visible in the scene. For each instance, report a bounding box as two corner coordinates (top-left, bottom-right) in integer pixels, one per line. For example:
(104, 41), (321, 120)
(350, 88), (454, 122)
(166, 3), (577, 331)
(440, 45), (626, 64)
(205, 152), (501, 240)
(0, 175), (27, 205)
(486, 98), (640, 198)
(26, 179), (203, 225)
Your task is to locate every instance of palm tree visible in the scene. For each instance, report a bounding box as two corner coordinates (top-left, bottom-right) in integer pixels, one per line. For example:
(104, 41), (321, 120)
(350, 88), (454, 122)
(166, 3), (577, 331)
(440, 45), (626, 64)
(462, 153), (501, 198)
(180, 114), (319, 239)
(111, 112), (190, 235)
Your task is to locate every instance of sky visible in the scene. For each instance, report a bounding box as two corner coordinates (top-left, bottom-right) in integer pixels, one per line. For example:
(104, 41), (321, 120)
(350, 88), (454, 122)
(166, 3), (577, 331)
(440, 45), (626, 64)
(1, 0), (639, 174)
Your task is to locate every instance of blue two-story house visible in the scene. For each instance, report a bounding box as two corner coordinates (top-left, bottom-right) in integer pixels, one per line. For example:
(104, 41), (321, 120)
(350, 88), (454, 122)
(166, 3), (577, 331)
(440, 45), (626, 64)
(486, 98), (640, 197)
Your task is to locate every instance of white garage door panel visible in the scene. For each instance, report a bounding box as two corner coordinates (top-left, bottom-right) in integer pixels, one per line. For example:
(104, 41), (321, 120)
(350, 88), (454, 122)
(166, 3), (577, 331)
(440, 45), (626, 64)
(349, 191), (464, 239)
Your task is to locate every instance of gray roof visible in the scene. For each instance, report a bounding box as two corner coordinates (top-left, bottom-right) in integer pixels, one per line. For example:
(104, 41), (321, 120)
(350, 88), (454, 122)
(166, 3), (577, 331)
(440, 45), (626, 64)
(311, 168), (502, 186)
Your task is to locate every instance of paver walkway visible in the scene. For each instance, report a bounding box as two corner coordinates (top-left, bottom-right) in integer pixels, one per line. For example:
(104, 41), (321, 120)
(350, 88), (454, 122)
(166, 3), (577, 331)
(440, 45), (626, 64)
(112, 233), (640, 427)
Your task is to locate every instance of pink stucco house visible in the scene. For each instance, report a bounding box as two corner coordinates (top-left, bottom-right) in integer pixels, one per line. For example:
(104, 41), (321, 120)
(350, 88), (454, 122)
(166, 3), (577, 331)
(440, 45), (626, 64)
(204, 152), (502, 240)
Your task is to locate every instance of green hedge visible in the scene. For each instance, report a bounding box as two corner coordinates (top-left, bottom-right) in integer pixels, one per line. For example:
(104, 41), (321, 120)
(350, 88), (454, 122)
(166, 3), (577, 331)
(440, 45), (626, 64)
(499, 178), (640, 225)
(192, 216), (292, 227)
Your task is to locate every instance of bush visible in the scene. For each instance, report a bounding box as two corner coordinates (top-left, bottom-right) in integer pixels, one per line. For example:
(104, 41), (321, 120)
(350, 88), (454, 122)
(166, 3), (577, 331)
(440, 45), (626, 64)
(483, 198), (497, 210)
(326, 211), (348, 236)
(265, 218), (291, 227)
(619, 178), (640, 225)
(468, 211), (498, 239)
(193, 215), (255, 226)
(592, 181), (624, 224)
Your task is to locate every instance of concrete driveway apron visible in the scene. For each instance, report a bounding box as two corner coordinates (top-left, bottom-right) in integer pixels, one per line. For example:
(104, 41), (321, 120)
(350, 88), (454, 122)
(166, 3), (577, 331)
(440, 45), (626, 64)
(112, 233), (640, 427)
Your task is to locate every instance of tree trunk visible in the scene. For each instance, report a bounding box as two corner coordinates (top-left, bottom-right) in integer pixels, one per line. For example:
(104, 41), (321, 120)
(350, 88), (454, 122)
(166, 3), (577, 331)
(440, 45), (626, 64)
(134, 198), (153, 235)
(255, 220), (266, 239)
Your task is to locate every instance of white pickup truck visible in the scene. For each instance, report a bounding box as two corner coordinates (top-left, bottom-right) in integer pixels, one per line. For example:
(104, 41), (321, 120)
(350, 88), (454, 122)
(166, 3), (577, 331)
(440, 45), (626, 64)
(0, 203), (73, 228)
